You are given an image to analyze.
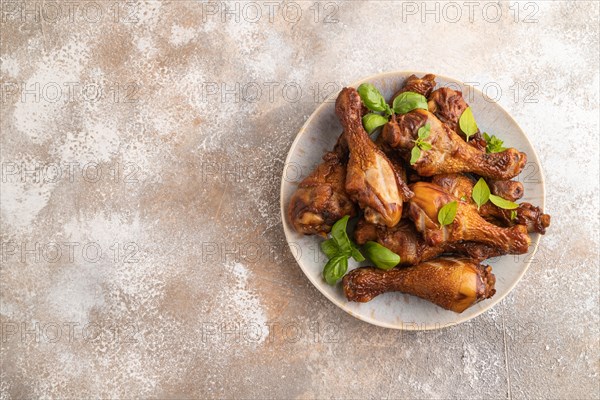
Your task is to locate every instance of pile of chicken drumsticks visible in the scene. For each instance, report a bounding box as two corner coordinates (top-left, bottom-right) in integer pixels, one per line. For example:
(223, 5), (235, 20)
(288, 74), (550, 313)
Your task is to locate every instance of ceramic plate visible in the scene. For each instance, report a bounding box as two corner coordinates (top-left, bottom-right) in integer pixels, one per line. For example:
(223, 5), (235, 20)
(280, 71), (545, 330)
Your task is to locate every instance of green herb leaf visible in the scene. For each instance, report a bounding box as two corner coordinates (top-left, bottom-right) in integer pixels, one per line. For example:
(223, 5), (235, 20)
(459, 107), (478, 141)
(417, 123), (431, 139)
(483, 132), (507, 153)
(410, 123), (432, 165)
(489, 194), (519, 210)
(350, 245), (365, 262)
(320, 239), (339, 259)
(384, 104), (394, 117)
(460, 196), (467, 202)
(322, 255), (348, 285)
(392, 91), (428, 115)
(471, 178), (490, 210)
(510, 210), (518, 221)
(363, 241), (400, 270)
(330, 215), (352, 254)
(357, 83), (388, 113)
(362, 113), (389, 134)
(350, 241), (365, 262)
(419, 142), (432, 151)
(321, 216), (365, 285)
(438, 200), (458, 226)
(410, 146), (421, 165)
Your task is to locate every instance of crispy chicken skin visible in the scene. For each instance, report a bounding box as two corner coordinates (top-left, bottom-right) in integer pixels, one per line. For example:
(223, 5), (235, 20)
(375, 136), (410, 185)
(343, 257), (496, 313)
(354, 218), (504, 266)
(288, 134), (356, 235)
(508, 203), (551, 234)
(354, 219), (442, 266)
(427, 87), (487, 151)
(391, 74), (437, 103)
(431, 173), (476, 200)
(335, 87), (412, 227)
(488, 179), (524, 202)
(408, 182), (531, 254)
(432, 173), (551, 234)
(382, 109), (527, 180)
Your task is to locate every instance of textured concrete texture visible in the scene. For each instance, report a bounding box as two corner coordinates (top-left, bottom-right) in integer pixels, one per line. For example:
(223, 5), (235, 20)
(0, 1), (598, 398)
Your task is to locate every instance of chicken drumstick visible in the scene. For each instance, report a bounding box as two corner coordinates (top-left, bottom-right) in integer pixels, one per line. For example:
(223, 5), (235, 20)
(408, 182), (531, 254)
(335, 87), (412, 227)
(382, 109), (527, 180)
(343, 257), (496, 313)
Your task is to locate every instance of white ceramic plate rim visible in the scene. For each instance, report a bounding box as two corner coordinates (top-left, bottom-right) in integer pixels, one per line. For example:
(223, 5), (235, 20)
(280, 70), (545, 330)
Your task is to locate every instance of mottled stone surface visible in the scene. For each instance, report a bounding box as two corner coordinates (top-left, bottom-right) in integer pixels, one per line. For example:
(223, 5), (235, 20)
(0, 1), (598, 398)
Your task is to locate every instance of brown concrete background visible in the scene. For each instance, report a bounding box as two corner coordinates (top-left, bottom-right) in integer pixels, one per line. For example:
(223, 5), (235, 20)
(1, 1), (598, 398)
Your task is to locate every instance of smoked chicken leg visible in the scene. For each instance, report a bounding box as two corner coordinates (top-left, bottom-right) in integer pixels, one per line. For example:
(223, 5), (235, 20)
(427, 87), (529, 192)
(343, 257), (496, 313)
(382, 109), (527, 180)
(376, 73), (437, 182)
(408, 182), (531, 254)
(288, 134), (356, 235)
(335, 87), (412, 227)
(427, 87), (487, 151)
(432, 173), (551, 234)
(354, 218), (504, 266)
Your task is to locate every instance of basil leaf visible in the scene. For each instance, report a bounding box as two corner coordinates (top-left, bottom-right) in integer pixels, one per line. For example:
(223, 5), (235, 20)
(419, 142), (432, 151)
(357, 83), (388, 113)
(483, 132), (507, 153)
(489, 194), (519, 210)
(321, 216), (366, 285)
(362, 113), (389, 134)
(438, 200), (458, 226)
(510, 210), (518, 221)
(330, 215), (352, 254)
(471, 178), (490, 210)
(323, 254), (348, 285)
(384, 104), (393, 117)
(417, 123), (431, 139)
(363, 241), (400, 270)
(459, 107), (478, 141)
(392, 91), (428, 115)
(350, 246), (365, 262)
(320, 238), (339, 258)
(410, 146), (421, 165)
(350, 241), (365, 262)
